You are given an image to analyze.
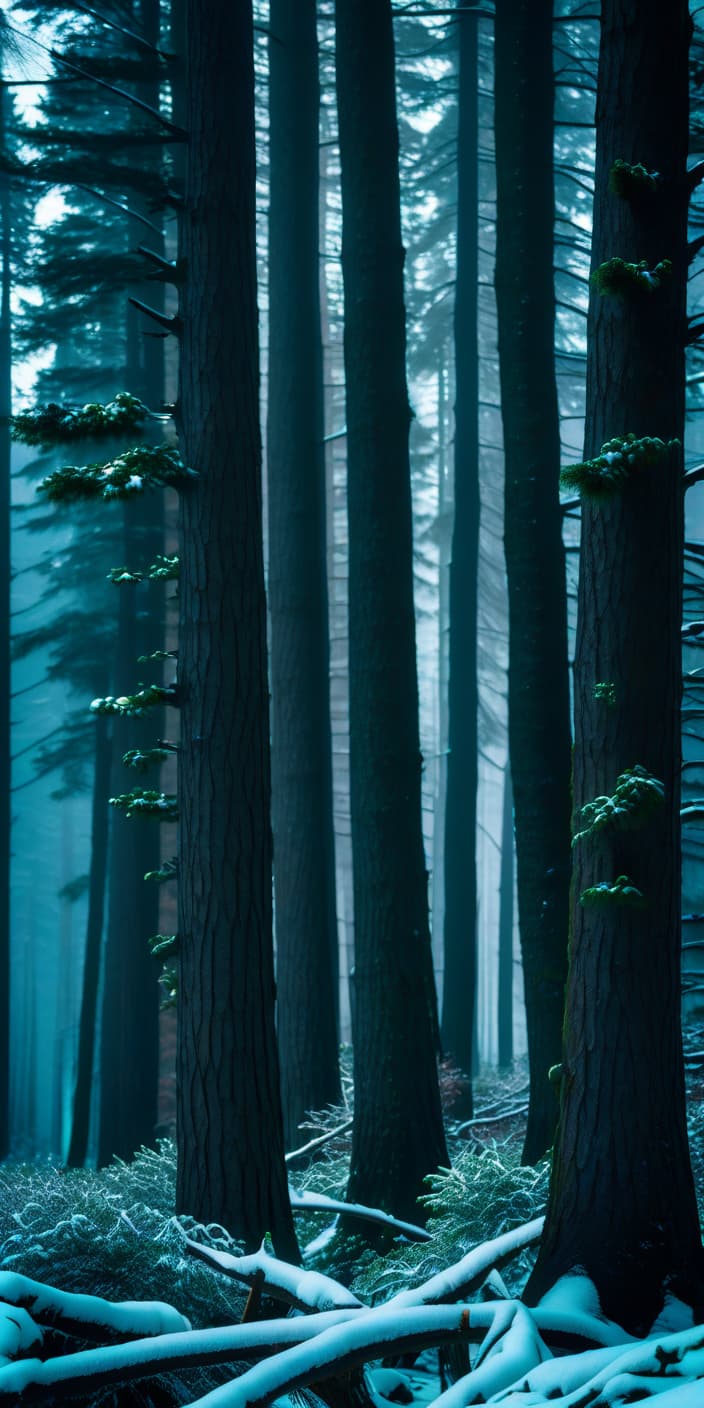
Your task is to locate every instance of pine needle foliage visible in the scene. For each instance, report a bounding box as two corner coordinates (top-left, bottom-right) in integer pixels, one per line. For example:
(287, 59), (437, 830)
(12, 393), (149, 447)
(351, 1142), (549, 1303)
(559, 433), (678, 498)
(37, 446), (195, 503)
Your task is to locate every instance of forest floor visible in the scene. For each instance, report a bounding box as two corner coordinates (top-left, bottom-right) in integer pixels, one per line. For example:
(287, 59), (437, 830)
(0, 1027), (704, 1404)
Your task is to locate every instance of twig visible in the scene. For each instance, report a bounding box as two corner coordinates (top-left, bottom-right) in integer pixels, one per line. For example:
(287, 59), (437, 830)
(285, 1118), (352, 1164)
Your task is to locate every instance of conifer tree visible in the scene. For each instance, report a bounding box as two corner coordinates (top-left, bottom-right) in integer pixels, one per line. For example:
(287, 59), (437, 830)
(267, 0), (340, 1148)
(494, 0), (572, 1162)
(175, 0), (298, 1256)
(526, 0), (704, 1326)
(335, 0), (448, 1226)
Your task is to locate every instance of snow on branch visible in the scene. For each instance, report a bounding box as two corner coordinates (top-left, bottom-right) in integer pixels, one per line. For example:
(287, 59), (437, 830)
(0, 1309), (356, 1404)
(0, 1269), (189, 1342)
(385, 1216), (545, 1307)
(184, 1239), (363, 1312)
(288, 1187), (432, 1242)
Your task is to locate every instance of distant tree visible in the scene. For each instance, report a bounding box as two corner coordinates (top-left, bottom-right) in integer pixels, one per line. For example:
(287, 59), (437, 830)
(494, 0), (572, 1163)
(441, 1), (480, 1107)
(497, 764), (513, 1069)
(66, 711), (111, 1167)
(525, 0), (704, 1328)
(267, 0), (340, 1149)
(98, 0), (166, 1166)
(335, 0), (448, 1226)
(175, 0), (298, 1256)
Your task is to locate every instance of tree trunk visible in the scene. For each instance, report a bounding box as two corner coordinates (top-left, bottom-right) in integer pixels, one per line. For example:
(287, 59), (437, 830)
(175, 0), (298, 1259)
(97, 0), (167, 1166)
(494, 0), (572, 1164)
(267, 0), (340, 1151)
(497, 764), (513, 1069)
(0, 76), (11, 1159)
(67, 715), (111, 1168)
(335, 0), (448, 1226)
(525, 0), (704, 1330)
(441, 3), (480, 1104)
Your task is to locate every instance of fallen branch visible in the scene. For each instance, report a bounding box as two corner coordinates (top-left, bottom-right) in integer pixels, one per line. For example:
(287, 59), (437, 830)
(184, 1240), (363, 1313)
(0, 1271), (189, 1343)
(289, 1188), (431, 1242)
(386, 1217), (545, 1307)
(0, 1309), (357, 1404)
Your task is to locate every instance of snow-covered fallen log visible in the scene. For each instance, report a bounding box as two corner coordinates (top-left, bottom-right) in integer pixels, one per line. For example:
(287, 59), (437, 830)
(0, 1307), (357, 1404)
(0, 1270), (190, 1341)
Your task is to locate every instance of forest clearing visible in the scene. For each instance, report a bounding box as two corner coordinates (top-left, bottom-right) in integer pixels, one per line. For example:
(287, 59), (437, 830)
(0, 0), (703, 1402)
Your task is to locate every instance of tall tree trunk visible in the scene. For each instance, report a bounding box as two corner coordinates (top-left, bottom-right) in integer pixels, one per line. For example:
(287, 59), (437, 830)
(267, 0), (340, 1150)
(175, 0), (298, 1259)
(525, 0), (704, 1330)
(0, 76), (10, 1159)
(497, 764), (514, 1068)
(494, 0), (572, 1164)
(67, 715), (111, 1167)
(97, 0), (165, 1165)
(335, 0), (448, 1226)
(441, 3), (480, 1104)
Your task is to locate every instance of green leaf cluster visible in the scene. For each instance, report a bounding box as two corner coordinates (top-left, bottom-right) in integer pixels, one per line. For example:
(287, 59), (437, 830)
(12, 392), (149, 447)
(591, 256), (672, 297)
(572, 765), (665, 847)
(560, 433), (679, 498)
(108, 555), (180, 585)
(580, 875), (646, 908)
(609, 158), (662, 199)
(38, 446), (196, 503)
(122, 747), (172, 773)
(147, 933), (179, 960)
(108, 789), (178, 820)
(90, 684), (175, 717)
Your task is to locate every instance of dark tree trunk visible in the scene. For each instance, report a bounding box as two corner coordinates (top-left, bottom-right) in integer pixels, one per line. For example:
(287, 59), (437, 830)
(67, 715), (111, 1168)
(335, 0), (448, 1226)
(0, 77), (10, 1159)
(267, 0), (340, 1150)
(497, 765), (513, 1069)
(525, 0), (704, 1330)
(441, 3), (480, 1103)
(97, 0), (165, 1165)
(175, 0), (298, 1259)
(494, 0), (572, 1164)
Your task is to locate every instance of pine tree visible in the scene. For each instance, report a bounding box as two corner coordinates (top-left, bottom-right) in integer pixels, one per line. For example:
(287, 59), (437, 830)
(494, 0), (572, 1162)
(175, 0), (298, 1257)
(335, 0), (448, 1226)
(267, 0), (340, 1149)
(525, 0), (704, 1327)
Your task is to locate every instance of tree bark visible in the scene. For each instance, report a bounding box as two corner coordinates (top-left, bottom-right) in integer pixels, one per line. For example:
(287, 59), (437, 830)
(335, 0), (448, 1226)
(440, 2), (480, 1106)
(67, 715), (111, 1167)
(525, 0), (704, 1330)
(494, 0), (572, 1164)
(267, 0), (340, 1150)
(175, 0), (298, 1259)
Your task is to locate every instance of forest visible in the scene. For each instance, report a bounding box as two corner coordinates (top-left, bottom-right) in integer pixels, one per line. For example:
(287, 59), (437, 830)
(0, 0), (702, 1402)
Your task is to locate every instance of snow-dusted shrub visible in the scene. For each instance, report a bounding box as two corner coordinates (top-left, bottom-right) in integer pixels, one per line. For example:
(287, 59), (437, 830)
(351, 1141), (549, 1304)
(0, 1142), (246, 1329)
